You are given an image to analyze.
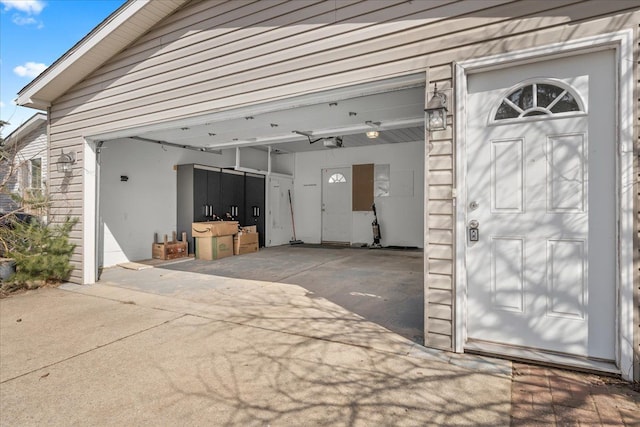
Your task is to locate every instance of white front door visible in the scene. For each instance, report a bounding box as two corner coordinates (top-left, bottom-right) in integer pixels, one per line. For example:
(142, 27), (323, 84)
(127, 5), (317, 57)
(322, 167), (351, 244)
(465, 50), (616, 360)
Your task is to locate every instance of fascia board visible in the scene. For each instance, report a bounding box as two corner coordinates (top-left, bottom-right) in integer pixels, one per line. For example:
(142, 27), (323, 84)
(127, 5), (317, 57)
(2, 113), (47, 148)
(16, 0), (186, 108)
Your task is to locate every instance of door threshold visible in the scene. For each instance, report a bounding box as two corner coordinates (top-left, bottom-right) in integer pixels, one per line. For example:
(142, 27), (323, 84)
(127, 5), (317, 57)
(465, 340), (620, 377)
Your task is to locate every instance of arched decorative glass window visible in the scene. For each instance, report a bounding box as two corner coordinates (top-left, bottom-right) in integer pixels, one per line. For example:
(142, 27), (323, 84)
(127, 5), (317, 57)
(328, 173), (347, 184)
(491, 79), (585, 124)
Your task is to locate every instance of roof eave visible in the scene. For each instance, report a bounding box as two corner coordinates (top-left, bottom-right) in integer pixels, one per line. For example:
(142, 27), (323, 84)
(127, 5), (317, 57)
(15, 0), (187, 109)
(2, 113), (47, 148)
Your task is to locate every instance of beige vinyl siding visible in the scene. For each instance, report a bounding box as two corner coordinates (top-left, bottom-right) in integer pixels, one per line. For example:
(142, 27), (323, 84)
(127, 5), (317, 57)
(0, 122), (48, 213)
(46, 0), (638, 365)
(425, 72), (455, 350)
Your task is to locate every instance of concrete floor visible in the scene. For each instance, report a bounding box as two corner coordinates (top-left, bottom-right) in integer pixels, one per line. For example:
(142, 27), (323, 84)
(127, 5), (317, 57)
(120, 245), (425, 344)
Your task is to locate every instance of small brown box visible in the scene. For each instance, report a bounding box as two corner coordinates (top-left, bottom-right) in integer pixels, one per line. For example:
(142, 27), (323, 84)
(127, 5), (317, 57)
(196, 235), (234, 260)
(233, 232), (259, 255)
(240, 225), (257, 233)
(152, 232), (188, 260)
(192, 221), (238, 237)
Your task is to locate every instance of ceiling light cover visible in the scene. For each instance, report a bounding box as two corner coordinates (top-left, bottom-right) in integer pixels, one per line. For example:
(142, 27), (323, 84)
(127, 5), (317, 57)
(366, 130), (379, 139)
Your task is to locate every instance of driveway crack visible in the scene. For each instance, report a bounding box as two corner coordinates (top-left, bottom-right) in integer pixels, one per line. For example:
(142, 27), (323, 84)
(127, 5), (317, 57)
(0, 314), (187, 384)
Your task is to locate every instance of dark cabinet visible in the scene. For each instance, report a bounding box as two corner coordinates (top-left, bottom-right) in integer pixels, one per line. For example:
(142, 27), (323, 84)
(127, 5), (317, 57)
(221, 169), (245, 221)
(177, 165), (266, 253)
(192, 168), (222, 221)
(244, 173), (265, 247)
(177, 164), (222, 253)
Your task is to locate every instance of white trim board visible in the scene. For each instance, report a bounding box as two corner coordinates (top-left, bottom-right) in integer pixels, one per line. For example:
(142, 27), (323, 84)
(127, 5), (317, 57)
(454, 29), (635, 380)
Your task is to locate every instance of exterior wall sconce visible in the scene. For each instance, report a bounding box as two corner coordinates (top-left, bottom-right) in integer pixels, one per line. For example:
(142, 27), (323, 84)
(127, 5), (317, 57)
(425, 84), (448, 131)
(57, 150), (76, 174)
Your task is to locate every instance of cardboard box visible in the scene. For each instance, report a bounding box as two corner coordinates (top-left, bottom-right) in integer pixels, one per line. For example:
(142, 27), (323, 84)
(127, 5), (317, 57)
(240, 225), (257, 233)
(152, 232), (188, 260)
(192, 221), (238, 238)
(196, 235), (234, 260)
(234, 232), (259, 255)
(152, 241), (187, 260)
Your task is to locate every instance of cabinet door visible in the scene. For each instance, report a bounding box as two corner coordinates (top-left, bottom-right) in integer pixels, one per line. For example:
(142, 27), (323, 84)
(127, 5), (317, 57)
(193, 168), (209, 222)
(207, 170), (222, 219)
(221, 170), (245, 221)
(245, 174), (265, 247)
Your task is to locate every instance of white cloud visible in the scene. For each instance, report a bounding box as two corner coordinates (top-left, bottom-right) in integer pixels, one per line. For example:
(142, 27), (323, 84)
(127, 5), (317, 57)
(13, 61), (47, 78)
(12, 14), (37, 25)
(1, 0), (46, 15)
(0, 101), (5, 108)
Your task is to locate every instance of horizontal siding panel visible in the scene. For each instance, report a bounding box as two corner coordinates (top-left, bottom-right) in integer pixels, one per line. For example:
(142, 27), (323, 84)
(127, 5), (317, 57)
(429, 185), (453, 200)
(429, 214), (453, 229)
(429, 289), (453, 305)
(428, 303), (452, 321)
(428, 273), (453, 290)
(427, 318), (452, 335)
(430, 141), (453, 156)
(429, 259), (453, 275)
(429, 156), (453, 171)
(425, 332), (452, 350)
(430, 201), (453, 215)
(428, 243), (452, 260)
(429, 170), (453, 185)
(429, 229), (453, 245)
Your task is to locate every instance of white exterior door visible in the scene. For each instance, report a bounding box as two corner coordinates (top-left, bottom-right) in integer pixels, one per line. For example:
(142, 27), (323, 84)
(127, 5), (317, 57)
(322, 167), (351, 244)
(465, 50), (616, 360)
(267, 176), (293, 246)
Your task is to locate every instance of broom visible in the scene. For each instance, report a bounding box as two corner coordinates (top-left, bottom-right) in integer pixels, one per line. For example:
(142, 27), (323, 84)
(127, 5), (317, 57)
(288, 189), (303, 245)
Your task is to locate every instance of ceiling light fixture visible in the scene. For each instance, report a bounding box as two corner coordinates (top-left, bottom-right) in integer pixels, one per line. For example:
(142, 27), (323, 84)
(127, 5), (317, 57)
(365, 120), (381, 139)
(366, 130), (379, 139)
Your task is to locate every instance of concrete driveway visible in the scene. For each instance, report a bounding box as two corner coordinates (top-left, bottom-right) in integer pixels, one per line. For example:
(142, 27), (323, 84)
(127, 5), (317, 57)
(1, 267), (512, 426)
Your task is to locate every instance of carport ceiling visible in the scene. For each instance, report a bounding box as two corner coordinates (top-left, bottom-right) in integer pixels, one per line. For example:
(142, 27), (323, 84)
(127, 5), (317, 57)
(138, 86), (425, 153)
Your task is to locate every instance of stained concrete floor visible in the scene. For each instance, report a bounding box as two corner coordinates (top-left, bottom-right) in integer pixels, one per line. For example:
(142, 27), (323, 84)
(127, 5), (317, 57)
(115, 245), (425, 344)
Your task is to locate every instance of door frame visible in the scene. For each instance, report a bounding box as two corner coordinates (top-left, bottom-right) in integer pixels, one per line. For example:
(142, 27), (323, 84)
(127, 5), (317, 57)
(454, 30), (634, 379)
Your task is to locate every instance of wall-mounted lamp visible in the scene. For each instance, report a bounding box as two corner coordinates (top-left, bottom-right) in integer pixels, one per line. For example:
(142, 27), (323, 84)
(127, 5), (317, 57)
(425, 83), (448, 131)
(366, 130), (379, 139)
(57, 151), (76, 174)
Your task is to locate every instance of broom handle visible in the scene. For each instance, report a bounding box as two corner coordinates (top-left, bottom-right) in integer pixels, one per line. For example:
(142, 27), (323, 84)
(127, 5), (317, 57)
(288, 189), (297, 240)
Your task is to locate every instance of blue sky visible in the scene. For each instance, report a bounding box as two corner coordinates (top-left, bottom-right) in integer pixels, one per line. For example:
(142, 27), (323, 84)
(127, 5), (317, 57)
(0, 0), (125, 138)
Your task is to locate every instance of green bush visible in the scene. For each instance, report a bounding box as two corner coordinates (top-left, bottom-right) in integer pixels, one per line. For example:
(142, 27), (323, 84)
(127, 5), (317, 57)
(1, 216), (76, 288)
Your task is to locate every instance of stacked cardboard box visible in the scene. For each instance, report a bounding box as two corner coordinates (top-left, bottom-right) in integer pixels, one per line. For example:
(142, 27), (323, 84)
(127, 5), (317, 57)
(234, 227), (259, 255)
(192, 221), (238, 260)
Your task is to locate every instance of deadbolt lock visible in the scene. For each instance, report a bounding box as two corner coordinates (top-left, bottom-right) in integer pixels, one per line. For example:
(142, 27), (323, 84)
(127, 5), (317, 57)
(468, 220), (479, 242)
